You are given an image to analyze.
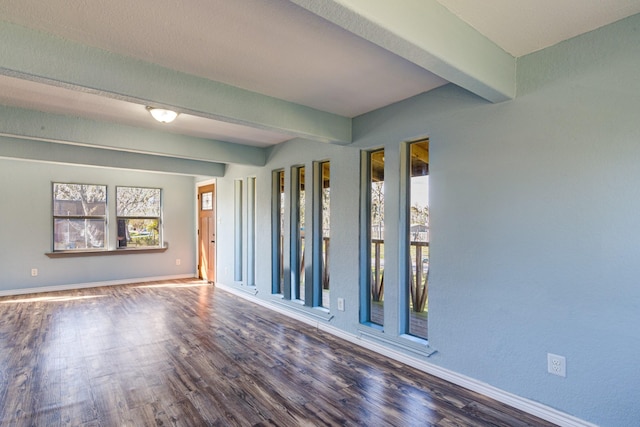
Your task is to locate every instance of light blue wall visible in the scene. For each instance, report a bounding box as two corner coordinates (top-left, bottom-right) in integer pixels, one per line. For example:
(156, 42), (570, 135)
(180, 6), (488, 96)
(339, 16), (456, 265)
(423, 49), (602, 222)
(0, 158), (197, 291)
(217, 141), (361, 331)
(216, 14), (640, 426)
(1, 11), (639, 426)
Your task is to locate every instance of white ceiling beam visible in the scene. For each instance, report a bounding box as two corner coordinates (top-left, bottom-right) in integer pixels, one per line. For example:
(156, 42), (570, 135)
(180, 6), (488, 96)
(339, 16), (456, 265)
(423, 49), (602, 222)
(0, 20), (352, 144)
(290, 0), (516, 103)
(0, 104), (265, 167)
(0, 135), (226, 177)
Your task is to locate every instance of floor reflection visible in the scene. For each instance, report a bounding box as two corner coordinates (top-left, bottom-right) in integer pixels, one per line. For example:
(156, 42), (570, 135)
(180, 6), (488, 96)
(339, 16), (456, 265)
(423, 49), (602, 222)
(0, 294), (106, 304)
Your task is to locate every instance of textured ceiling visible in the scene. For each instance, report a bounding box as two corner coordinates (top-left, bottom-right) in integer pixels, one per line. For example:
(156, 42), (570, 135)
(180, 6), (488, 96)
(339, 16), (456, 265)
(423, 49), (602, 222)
(0, 0), (639, 147)
(437, 0), (640, 56)
(0, 75), (291, 147)
(0, 0), (446, 118)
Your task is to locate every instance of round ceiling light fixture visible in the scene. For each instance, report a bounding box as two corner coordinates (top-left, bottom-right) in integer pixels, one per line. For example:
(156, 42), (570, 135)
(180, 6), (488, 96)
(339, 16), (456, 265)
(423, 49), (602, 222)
(146, 106), (178, 123)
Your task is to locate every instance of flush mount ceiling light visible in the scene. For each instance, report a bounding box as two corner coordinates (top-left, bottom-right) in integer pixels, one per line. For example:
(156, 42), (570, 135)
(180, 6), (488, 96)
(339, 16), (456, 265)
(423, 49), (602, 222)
(146, 106), (178, 123)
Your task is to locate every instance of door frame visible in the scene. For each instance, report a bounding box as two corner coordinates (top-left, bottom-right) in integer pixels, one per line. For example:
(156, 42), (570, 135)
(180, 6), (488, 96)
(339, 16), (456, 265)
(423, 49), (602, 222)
(197, 180), (216, 282)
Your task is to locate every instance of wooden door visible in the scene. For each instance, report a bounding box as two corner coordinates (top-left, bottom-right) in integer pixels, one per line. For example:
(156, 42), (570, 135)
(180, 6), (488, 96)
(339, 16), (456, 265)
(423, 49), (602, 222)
(198, 185), (216, 282)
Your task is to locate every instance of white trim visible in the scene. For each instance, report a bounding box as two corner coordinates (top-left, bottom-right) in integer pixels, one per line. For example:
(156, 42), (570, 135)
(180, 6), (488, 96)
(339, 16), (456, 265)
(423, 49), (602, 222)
(196, 178), (216, 187)
(0, 274), (196, 297)
(216, 282), (596, 427)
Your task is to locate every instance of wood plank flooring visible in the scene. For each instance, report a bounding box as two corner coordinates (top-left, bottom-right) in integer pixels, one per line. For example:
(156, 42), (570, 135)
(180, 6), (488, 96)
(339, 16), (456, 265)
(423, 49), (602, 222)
(0, 279), (557, 426)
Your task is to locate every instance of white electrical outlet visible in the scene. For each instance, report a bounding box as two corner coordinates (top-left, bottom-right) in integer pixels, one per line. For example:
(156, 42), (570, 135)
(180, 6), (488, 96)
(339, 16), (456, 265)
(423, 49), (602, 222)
(176, 259), (181, 266)
(31, 268), (38, 277)
(547, 353), (566, 377)
(337, 298), (345, 311)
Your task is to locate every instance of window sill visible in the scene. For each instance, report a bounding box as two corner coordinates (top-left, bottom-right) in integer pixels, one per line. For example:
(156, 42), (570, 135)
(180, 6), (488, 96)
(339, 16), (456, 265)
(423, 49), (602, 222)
(358, 326), (436, 357)
(269, 297), (334, 322)
(46, 243), (169, 258)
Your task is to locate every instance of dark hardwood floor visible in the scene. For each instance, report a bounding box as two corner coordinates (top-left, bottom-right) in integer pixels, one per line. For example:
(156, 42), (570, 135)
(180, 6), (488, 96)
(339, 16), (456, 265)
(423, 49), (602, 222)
(0, 279), (556, 426)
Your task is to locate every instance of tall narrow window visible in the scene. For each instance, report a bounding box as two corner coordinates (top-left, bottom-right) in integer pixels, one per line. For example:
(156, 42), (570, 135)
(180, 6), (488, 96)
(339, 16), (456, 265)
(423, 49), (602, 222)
(272, 170), (285, 294)
(311, 162), (331, 308)
(291, 166), (306, 302)
(406, 139), (429, 339)
(116, 186), (161, 248)
(370, 150), (385, 326)
(319, 161), (330, 309)
(234, 179), (243, 281)
(247, 177), (256, 287)
(361, 149), (385, 326)
(53, 183), (107, 251)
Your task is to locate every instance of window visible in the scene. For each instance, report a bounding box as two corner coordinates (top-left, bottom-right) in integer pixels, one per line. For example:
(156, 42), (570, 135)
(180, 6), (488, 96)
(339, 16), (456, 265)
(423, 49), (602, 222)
(318, 161), (330, 309)
(234, 179), (243, 281)
(201, 191), (213, 210)
(53, 183), (107, 251)
(292, 166), (306, 301)
(247, 177), (257, 287)
(116, 186), (161, 248)
(405, 139), (429, 340)
(272, 170), (285, 294)
(360, 149), (384, 327)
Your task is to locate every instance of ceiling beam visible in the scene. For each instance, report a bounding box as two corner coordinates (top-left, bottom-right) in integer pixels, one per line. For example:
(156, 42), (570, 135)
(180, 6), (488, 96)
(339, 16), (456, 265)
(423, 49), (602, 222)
(289, 0), (516, 103)
(0, 135), (225, 177)
(0, 104), (265, 167)
(0, 20), (352, 144)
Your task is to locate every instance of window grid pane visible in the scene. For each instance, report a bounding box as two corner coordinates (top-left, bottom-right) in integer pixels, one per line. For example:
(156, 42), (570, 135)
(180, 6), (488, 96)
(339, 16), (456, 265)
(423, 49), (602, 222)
(296, 166), (306, 302)
(370, 149), (384, 326)
(116, 187), (161, 217)
(52, 183), (107, 251)
(117, 218), (160, 248)
(54, 219), (105, 250)
(408, 139), (429, 340)
(320, 161), (330, 309)
(201, 192), (213, 210)
(116, 186), (161, 248)
(272, 170), (285, 295)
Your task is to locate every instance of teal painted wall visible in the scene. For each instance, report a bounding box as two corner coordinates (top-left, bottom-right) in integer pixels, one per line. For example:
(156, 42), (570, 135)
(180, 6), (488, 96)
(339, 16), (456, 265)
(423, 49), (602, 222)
(1, 11), (639, 426)
(216, 140), (361, 331)
(0, 159), (197, 290)
(216, 14), (640, 426)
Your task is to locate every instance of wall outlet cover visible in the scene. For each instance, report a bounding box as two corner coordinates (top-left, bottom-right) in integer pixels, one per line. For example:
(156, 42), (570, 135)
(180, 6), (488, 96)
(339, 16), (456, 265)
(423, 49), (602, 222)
(547, 353), (566, 377)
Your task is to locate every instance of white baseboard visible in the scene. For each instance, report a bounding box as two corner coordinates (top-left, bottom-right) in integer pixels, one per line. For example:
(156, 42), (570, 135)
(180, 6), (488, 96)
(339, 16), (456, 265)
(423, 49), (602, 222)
(216, 282), (596, 427)
(0, 274), (196, 297)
